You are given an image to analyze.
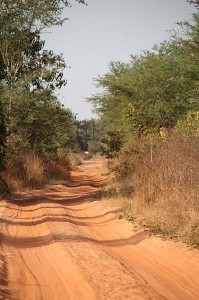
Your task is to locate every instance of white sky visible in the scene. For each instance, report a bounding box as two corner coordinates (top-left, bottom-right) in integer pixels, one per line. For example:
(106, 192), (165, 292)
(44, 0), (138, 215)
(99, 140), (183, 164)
(43, 0), (196, 120)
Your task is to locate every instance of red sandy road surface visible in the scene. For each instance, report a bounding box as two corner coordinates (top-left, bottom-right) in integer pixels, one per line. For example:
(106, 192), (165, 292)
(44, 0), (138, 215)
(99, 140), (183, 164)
(0, 158), (199, 299)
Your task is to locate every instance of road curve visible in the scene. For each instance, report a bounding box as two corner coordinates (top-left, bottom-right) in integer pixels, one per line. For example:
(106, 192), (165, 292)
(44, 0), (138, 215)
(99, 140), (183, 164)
(0, 159), (199, 299)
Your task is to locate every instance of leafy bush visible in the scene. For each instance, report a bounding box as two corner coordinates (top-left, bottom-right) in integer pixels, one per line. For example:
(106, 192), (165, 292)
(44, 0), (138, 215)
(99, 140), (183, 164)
(100, 131), (124, 159)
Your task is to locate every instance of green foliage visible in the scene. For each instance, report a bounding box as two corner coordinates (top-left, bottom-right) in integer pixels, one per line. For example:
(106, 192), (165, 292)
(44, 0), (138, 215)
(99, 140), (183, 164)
(88, 1), (199, 142)
(0, 32), (76, 157)
(176, 110), (199, 135)
(0, 0), (84, 180)
(76, 118), (101, 152)
(100, 131), (124, 159)
(7, 94), (76, 156)
(0, 1), (86, 31)
(89, 41), (198, 138)
(89, 0), (199, 248)
(87, 140), (101, 154)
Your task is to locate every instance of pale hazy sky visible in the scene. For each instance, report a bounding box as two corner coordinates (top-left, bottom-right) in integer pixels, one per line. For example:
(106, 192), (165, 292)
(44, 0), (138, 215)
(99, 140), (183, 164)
(43, 0), (196, 120)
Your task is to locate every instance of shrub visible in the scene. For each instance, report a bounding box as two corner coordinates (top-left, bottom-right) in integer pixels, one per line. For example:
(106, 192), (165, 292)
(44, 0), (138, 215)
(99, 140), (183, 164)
(4, 151), (45, 191)
(3, 149), (84, 191)
(23, 152), (45, 187)
(106, 131), (199, 245)
(46, 156), (70, 181)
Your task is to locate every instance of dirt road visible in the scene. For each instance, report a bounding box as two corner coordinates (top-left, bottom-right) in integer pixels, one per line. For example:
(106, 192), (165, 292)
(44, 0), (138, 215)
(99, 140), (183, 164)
(0, 159), (199, 299)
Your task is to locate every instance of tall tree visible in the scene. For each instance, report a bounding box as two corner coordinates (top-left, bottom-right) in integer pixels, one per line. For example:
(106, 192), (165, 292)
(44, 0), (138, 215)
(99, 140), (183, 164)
(88, 35), (199, 138)
(0, 0), (85, 117)
(0, 99), (6, 171)
(0, 0), (85, 162)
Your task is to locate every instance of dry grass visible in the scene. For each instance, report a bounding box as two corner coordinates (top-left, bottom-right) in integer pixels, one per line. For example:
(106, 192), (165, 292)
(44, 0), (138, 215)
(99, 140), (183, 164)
(23, 152), (45, 187)
(46, 154), (71, 181)
(4, 152), (45, 191)
(105, 132), (199, 247)
(3, 151), (82, 191)
(66, 152), (82, 170)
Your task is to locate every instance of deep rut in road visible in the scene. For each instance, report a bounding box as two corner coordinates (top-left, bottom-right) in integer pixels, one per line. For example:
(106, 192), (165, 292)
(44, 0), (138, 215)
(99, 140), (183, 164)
(0, 159), (199, 299)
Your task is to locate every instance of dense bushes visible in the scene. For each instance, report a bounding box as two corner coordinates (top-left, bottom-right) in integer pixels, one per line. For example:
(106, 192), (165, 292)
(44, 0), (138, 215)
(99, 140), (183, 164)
(0, 1), (87, 192)
(106, 132), (199, 246)
(88, 1), (199, 246)
(3, 151), (82, 192)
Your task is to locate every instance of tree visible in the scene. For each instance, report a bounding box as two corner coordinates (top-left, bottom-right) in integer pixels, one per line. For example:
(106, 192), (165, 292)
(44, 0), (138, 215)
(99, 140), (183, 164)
(76, 119), (101, 152)
(100, 131), (124, 159)
(0, 0), (85, 89)
(0, 100), (6, 171)
(88, 0), (199, 157)
(0, 1), (86, 161)
(88, 40), (198, 138)
(0, 1), (86, 123)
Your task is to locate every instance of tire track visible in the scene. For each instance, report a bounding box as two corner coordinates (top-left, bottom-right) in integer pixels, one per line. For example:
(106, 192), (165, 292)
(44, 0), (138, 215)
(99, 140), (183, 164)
(0, 158), (199, 299)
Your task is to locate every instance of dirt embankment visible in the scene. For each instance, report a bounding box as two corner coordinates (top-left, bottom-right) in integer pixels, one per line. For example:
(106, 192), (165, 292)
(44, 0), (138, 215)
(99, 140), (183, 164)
(0, 159), (199, 299)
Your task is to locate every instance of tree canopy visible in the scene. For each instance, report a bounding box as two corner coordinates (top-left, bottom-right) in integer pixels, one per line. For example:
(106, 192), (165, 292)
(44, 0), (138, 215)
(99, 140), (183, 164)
(0, 0), (86, 170)
(88, 1), (199, 149)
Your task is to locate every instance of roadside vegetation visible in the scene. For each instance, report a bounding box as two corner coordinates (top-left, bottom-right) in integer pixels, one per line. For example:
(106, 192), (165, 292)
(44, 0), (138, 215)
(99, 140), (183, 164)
(0, 1), (86, 192)
(0, 0), (198, 248)
(88, 0), (199, 247)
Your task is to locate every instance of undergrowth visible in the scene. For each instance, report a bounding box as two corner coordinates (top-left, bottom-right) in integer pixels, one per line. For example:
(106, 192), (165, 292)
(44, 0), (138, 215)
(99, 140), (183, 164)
(2, 151), (82, 192)
(103, 132), (199, 247)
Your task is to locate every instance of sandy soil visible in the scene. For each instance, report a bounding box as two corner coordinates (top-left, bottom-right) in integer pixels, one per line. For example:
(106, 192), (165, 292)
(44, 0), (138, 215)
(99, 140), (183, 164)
(0, 158), (199, 300)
